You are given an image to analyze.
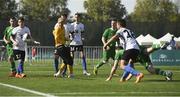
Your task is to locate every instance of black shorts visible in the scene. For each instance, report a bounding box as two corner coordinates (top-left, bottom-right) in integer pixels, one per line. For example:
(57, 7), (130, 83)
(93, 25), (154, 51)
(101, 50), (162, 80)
(122, 49), (140, 62)
(13, 50), (25, 61)
(54, 45), (73, 66)
(70, 45), (83, 52)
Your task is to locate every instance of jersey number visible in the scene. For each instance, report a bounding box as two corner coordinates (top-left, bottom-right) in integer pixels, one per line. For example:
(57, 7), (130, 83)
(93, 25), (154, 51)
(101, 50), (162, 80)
(124, 30), (134, 38)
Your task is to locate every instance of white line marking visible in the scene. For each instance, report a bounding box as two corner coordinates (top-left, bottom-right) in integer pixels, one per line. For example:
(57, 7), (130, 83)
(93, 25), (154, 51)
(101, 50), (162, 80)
(51, 91), (180, 95)
(0, 82), (56, 97)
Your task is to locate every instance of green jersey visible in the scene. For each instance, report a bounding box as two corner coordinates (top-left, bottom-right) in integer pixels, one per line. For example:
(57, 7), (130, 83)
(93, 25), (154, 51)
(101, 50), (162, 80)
(3, 26), (14, 43)
(3, 26), (14, 56)
(103, 28), (117, 48)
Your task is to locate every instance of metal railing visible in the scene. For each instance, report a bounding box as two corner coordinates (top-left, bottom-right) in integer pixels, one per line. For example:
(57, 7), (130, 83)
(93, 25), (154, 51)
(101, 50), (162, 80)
(26, 46), (103, 65)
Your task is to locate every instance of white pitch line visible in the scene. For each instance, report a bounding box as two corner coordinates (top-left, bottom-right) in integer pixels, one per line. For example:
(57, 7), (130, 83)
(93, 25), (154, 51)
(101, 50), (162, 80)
(52, 91), (180, 95)
(0, 82), (56, 97)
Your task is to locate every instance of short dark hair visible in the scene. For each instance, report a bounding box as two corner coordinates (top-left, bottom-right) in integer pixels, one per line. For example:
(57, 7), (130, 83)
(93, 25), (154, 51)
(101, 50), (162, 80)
(75, 12), (80, 17)
(117, 19), (126, 27)
(61, 13), (68, 18)
(10, 17), (16, 20)
(18, 17), (25, 21)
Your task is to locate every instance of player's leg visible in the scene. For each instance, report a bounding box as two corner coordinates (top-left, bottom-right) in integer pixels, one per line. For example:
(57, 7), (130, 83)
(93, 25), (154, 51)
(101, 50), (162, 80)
(146, 62), (173, 81)
(120, 49), (143, 83)
(15, 50), (26, 78)
(6, 45), (16, 77)
(61, 46), (74, 78)
(106, 60), (118, 81)
(53, 48), (60, 73)
(93, 50), (109, 75)
(79, 46), (90, 76)
(106, 49), (123, 81)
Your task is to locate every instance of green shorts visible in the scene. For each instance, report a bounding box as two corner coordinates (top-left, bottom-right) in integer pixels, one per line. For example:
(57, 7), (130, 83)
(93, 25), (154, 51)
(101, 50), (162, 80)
(6, 44), (14, 57)
(114, 49), (124, 60)
(102, 48), (115, 61)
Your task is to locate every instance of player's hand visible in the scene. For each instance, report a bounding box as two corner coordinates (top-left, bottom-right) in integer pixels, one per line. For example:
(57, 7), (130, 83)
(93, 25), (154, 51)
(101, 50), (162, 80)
(103, 45), (110, 50)
(13, 41), (18, 46)
(33, 41), (40, 45)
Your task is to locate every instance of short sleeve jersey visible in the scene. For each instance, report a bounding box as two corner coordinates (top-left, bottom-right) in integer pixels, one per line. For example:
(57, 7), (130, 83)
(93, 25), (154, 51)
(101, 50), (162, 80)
(103, 28), (116, 48)
(11, 26), (30, 51)
(3, 26), (14, 43)
(53, 24), (66, 47)
(70, 22), (84, 45)
(116, 28), (139, 50)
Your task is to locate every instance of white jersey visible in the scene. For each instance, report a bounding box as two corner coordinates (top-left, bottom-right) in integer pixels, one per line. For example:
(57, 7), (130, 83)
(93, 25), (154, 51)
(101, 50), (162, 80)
(116, 28), (139, 50)
(70, 22), (84, 45)
(12, 26), (31, 51)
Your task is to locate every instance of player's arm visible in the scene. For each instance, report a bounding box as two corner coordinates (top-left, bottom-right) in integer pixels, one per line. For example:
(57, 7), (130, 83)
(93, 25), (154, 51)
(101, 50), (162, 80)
(104, 34), (118, 49)
(10, 35), (18, 46)
(101, 37), (107, 46)
(3, 35), (9, 44)
(3, 28), (9, 44)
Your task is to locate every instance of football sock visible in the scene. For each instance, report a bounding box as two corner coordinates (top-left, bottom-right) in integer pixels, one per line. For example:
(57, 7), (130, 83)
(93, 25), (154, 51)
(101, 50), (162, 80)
(124, 65), (139, 76)
(17, 62), (23, 74)
(96, 61), (105, 69)
(11, 61), (16, 72)
(54, 58), (59, 73)
(67, 65), (73, 75)
(59, 63), (66, 74)
(155, 68), (166, 76)
(121, 64), (133, 79)
(82, 56), (87, 71)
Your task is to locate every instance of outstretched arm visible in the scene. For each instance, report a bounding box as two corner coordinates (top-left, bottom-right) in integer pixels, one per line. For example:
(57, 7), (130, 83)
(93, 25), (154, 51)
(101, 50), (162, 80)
(104, 34), (118, 49)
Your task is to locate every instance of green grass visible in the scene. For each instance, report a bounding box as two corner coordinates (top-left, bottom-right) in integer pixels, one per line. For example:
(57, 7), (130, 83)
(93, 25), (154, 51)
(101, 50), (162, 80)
(0, 61), (180, 96)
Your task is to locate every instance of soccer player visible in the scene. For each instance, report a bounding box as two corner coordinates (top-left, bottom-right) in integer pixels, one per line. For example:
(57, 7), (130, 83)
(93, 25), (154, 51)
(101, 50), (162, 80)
(53, 17), (74, 78)
(53, 14), (72, 74)
(70, 13), (90, 76)
(93, 18), (117, 75)
(10, 17), (38, 78)
(104, 19), (143, 83)
(3, 17), (17, 77)
(106, 43), (173, 81)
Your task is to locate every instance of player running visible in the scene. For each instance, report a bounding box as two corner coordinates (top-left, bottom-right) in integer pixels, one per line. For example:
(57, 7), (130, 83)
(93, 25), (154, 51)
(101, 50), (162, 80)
(104, 19), (143, 83)
(93, 18), (117, 75)
(3, 17), (17, 77)
(10, 17), (39, 78)
(106, 42), (173, 81)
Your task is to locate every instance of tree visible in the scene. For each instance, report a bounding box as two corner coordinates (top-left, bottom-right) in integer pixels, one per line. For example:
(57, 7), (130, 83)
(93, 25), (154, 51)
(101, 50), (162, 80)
(20, 0), (70, 21)
(0, 0), (18, 19)
(84, 0), (127, 21)
(131, 0), (178, 22)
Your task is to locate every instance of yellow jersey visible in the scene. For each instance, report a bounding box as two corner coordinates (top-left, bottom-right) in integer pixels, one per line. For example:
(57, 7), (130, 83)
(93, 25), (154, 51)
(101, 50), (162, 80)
(53, 26), (66, 47)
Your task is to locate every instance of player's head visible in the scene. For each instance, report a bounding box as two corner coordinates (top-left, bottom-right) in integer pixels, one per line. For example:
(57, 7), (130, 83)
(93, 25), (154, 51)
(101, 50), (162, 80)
(18, 17), (25, 27)
(9, 17), (16, 27)
(74, 13), (80, 22)
(117, 19), (126, 29)
(60, 13), (68, 21)
(111, 18), (117, 30)
(57, 17), (65, 26)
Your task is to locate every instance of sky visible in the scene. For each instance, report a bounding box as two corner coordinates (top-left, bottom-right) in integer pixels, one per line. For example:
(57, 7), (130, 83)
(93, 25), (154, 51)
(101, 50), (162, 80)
(67, 0), (136, 15)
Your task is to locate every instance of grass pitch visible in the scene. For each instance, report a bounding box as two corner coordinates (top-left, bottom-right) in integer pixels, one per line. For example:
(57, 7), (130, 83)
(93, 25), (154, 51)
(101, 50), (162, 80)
(0, 61), (180, 96)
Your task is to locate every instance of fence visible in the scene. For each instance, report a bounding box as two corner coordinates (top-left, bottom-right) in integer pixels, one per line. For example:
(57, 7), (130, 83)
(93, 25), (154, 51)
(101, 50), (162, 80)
(26, 46), (103, 65)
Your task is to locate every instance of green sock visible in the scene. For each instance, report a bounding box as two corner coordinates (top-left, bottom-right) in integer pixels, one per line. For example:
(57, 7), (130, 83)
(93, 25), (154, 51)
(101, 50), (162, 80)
(152, 44), (161, 49)
(11, 61), (16, 72)
(155, 68), (166, 76)
(96, 61), (105, 69)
